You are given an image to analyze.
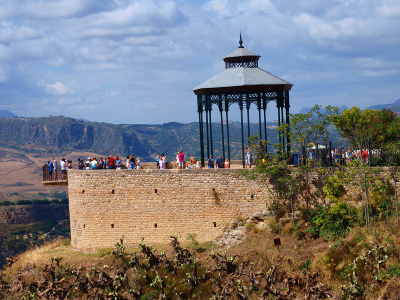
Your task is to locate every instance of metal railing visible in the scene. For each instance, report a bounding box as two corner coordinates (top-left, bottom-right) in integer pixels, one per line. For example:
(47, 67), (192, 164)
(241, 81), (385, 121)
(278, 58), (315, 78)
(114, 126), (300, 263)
(295, 141), (382, 167)
(43, 165), (77, 182)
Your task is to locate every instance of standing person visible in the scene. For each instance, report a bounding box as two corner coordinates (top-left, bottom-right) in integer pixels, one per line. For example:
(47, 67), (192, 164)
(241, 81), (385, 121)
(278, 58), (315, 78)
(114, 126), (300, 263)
(162, 154), (168, 169)
(216, 155), (224, 169)
(155, 153), (161, 169)
(106, 157), (111, 169)
(109, 155), (115, 169)
(136, 158), (142, 169)
(91, 157), (98, 170)
(60, 158), (66, 180)
(53, 158), (58, 180)
(362, 149), (369, 164)
(340, 147), (346, 165)
(115, 156), (122, 169)
(47, 160), (53, 181)
(159, 154), (164, 169)
(98, 157), (104, 170)
(224, 158), (231, 168)
(78, 158), (84, 170)
(85, 158), (91, 170)
(208, 155), (215, 169)
(178, 150), (185, 169)
(130, 155), (135, 169)
(245, 147), (252, 168)
(67, 160), (74, 170)
(126, 156), (131, 169)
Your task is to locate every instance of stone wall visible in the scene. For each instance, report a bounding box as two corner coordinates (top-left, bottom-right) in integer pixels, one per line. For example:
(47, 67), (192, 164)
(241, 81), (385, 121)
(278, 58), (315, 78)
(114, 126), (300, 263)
(68, 169), (273, 251)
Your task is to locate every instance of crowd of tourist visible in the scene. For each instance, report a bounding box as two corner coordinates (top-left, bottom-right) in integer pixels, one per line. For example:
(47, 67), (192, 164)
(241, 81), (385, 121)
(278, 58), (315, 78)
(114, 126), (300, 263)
(45, 150), (234, 180)
(305, 147), (370, 166)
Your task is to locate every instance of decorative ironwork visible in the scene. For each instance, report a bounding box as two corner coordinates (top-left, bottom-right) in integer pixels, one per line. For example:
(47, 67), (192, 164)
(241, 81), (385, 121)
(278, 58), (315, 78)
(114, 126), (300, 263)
(239, 32), (244, 48)
(225, 61), (258, 69)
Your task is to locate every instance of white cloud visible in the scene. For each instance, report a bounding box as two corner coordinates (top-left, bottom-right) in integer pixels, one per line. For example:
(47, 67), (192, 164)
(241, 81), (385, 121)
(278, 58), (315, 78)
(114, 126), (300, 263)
(46, 82), (73, 95)
(0, 0), (399, 123)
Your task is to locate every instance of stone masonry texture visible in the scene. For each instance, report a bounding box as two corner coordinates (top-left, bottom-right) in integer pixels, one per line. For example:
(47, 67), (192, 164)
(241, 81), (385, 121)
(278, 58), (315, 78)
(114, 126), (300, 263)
(68, 169), (272, 251)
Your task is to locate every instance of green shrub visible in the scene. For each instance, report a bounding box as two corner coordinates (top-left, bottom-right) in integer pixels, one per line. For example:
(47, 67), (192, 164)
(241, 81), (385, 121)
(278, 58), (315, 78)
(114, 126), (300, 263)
(306, 203), (356, 240)
(300, 259), (312, 275)
(16, 199), (32, 205)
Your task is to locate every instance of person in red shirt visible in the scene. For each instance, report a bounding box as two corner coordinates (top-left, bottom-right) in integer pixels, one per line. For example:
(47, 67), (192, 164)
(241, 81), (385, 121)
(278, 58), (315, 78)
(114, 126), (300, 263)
(109, 155), (115, 169)
(362, 149), (369, 164)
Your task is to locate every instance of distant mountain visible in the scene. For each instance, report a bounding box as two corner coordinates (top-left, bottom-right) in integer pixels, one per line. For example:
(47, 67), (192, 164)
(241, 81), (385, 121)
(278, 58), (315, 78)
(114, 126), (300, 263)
(0, 116), (290, 161)
(75, 118), (91, 122)
(0, 110), (18, 117)
(297, 105), (348, 115)
(367, 98), (400, 110)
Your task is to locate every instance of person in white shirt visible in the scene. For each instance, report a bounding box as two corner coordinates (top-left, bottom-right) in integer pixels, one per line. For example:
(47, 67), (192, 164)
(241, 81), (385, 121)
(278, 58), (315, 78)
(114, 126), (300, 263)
(60, 158), (66, 180)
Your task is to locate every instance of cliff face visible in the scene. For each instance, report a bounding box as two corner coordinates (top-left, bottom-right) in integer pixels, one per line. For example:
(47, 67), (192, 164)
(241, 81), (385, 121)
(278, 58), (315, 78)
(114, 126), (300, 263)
(0, 116), (156, 160)
(0, 204), (69, 224)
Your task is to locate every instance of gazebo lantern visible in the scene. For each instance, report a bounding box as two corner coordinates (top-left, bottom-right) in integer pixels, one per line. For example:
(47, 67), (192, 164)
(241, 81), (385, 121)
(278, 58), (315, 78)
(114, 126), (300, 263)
(193, 34), (293, 167)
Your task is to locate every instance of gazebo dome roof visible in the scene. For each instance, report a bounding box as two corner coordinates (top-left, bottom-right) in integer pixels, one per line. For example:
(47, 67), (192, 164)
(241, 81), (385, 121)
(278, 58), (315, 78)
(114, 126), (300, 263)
(193, 67), (291, 91)
(223, 48), (260, 61)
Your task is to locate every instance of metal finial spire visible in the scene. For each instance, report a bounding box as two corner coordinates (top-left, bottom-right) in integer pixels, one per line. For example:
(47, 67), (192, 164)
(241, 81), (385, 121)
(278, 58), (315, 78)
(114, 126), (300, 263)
(238, 32), (244, 48)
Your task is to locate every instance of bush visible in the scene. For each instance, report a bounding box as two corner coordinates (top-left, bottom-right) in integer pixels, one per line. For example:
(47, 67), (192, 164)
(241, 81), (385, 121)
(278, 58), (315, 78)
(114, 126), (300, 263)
(0, 200), (14, 206)
(16, 200), (32, 205)
(61, 198), (69, 204)
(306, 203), (357, 240)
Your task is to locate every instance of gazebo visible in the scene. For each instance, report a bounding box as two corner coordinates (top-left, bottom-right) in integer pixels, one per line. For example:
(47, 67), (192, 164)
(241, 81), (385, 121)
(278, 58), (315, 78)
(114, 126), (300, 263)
(193, 35), (293, 167)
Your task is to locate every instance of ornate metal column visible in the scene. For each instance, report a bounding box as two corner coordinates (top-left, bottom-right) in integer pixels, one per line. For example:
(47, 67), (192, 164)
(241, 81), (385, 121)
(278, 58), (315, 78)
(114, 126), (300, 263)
(277, 104), (281, 146)
(219, 98), (225, 160)
(246, 92), (251, 143)
(263, 95), (267, 148)
(207, 93), (214, 157)
(225, 97), (231, 162)
(257, 93), (262, 139)
(205, 95), (210, 159)
(281, 101), (285, 151)
(197, 95), (205, 167)
(239, 93), (245, 168)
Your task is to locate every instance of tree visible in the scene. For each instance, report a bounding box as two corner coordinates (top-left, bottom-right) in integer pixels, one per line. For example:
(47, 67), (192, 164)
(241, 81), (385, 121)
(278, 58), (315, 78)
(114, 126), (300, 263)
(279, 104), (339, 220)
(246, 136), (301, 226)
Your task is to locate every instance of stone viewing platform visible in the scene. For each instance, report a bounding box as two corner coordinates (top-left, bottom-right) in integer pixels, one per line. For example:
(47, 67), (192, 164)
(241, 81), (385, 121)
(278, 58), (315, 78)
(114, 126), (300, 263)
(67, 168), (272, 251)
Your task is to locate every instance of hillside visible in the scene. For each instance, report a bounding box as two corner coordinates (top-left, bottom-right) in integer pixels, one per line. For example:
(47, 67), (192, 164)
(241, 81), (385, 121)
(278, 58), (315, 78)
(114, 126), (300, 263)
(0, 203), (69, 266)
(2, 218), (399, 299)
(0, 116), (347, 163)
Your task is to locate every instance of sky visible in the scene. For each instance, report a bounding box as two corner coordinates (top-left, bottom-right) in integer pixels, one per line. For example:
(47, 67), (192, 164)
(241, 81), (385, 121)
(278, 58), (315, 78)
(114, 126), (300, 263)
(0, 0), (399, 124)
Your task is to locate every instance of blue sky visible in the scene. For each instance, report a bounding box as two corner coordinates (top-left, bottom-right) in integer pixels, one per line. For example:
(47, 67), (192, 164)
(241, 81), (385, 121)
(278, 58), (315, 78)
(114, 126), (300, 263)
(0, 0), (399, 124)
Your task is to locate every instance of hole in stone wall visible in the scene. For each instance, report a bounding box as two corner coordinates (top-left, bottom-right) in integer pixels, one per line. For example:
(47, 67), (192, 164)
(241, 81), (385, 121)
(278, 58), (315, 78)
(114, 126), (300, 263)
(111, 224), (114, 228)
(83, 224), (85, 228)
(155, 189), (157, 194)
(251, 195), (254, 200)
(213, 222), (217, 227)
(112, 190), (115, 194)
(154, 223), (157, 228)
(82, 190), (85, 194)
